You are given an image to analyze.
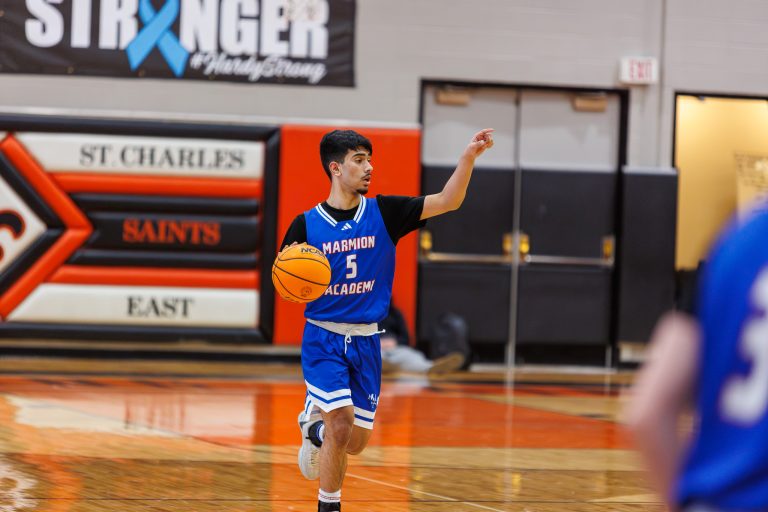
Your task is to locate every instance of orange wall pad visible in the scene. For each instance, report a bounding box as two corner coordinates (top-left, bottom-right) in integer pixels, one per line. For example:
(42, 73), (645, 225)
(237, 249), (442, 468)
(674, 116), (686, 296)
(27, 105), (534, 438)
(49, 266), (259, 289)
(1, 138), (89, 229)
(53, 174), (263, 198)
(273, 125), (421, 345)
(0, 137), (92, 319)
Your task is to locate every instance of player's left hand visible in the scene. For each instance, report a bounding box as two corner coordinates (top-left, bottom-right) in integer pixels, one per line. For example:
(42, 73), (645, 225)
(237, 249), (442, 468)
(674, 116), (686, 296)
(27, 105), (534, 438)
(464, 128), (495, 159)
(279, 241), (299, 256)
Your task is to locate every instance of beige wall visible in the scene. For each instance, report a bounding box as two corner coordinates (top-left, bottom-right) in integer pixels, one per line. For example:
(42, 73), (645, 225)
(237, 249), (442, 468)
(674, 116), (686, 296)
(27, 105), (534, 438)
(1, 1), (665, 159)
(1, 0), (768, 172)
(675, 95), (768, 269)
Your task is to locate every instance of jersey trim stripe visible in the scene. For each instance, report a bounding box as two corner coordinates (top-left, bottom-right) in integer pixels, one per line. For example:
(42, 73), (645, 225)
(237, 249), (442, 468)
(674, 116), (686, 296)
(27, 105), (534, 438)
(354, 407), (375, 419)
(308, 389), (352, 405)
(353, 196), (366, 223)
(317, 398), (354, 411)
(305, 381), (351, 400)
(314, 204), (337, 227)
(353, 416), (374, 429)
(303, 396), (314, 419)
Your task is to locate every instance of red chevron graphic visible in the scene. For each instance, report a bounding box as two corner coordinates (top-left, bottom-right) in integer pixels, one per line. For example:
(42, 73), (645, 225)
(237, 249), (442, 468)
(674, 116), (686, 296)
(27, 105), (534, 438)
(0, 136), (92, 319)
(0, 210), (25, 263)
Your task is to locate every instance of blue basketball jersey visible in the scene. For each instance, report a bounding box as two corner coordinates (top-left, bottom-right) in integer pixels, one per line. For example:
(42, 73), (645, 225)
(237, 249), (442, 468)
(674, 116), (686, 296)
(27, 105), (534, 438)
(303, 197), (395, 324)
(676, 207), (768, 510)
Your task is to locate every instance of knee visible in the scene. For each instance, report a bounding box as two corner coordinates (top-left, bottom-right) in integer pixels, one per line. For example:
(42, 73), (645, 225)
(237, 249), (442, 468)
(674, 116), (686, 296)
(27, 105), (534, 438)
(324, 413), (354, 447)
(346, 429), (372, 455)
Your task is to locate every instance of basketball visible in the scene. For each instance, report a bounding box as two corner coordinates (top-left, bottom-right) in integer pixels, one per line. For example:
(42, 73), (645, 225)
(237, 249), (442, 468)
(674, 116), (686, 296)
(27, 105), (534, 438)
(272, 243), (332, 303)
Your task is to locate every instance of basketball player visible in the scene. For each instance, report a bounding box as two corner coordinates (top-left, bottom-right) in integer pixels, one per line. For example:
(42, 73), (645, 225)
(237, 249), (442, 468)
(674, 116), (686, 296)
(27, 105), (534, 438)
(627, 207), (768, 512)
(279, 128), (494, 512)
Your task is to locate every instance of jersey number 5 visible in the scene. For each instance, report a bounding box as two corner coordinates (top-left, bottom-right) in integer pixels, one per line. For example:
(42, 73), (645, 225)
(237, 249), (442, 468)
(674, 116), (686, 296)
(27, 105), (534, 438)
(720, 267), (768, 425)
(346, 254), (357, 279)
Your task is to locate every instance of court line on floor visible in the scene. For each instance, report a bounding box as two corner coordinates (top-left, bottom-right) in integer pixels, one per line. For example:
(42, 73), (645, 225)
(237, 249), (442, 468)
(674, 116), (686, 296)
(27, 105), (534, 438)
(346, 471), (507, 512)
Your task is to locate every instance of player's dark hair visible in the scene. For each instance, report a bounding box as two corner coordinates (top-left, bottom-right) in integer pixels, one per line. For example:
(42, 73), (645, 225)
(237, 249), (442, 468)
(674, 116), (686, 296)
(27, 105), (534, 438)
(320, 130), (372, 180)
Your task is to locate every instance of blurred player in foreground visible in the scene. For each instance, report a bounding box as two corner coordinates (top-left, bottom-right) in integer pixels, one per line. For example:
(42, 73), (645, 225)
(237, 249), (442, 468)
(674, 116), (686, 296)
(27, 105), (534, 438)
(627, 206), (768, 511)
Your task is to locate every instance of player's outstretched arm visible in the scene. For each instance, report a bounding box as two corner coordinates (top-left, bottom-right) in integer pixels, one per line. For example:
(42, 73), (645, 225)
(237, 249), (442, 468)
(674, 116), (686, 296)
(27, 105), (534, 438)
(421, 128), (494, 220)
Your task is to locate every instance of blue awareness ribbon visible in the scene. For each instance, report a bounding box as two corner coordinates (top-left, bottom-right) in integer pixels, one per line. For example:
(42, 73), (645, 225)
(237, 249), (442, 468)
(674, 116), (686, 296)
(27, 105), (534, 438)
(126, 0), (189, 77)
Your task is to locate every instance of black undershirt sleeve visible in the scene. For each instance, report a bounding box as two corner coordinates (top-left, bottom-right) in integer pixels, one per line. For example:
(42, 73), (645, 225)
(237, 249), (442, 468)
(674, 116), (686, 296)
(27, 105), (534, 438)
(376, 195), (426, 245)
(280, 214), (307, 249)
(280, 195), (425, 250)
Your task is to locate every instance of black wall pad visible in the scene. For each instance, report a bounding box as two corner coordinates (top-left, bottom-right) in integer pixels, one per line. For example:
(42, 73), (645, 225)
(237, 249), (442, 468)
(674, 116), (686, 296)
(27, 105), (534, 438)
(616, 168), (677, 343)
(0, 153), (61, 227)
(520, 169), (616, 258)
(0, 115), (279, 345)
(422, 166), (515, 254)
(257, 131), (281, 341)
(515, 344), (607, 366)
(72, 194), (260, 216)
(0, 115), (279, 141)
(0, 230), (61, 295)
(68, 249), (258, 269)
(0, 345), (299, 364)
(0, 322), (266, 344)
(517, 265), (612, 345)
(86, 212), (260, 252)
(418, 262), (511, 345)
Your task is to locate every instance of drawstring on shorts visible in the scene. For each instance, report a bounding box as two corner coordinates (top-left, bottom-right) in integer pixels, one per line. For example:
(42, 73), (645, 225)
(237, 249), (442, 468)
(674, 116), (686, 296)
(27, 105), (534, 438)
(343, 328), (385, 354)
(306, 319), (385, 354)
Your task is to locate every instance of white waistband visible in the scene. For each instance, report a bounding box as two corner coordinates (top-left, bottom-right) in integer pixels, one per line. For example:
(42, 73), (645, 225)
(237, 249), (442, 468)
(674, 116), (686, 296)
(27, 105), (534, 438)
(307, 318), (380, 337)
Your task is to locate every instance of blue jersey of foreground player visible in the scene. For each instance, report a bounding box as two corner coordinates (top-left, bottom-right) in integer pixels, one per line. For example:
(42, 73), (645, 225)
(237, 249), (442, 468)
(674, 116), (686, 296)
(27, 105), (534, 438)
(677, 207), (768, 510)
(304, 196), (394, 324)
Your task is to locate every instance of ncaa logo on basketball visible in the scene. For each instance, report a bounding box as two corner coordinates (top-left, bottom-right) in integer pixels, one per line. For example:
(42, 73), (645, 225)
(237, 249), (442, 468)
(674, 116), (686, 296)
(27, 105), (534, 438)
(23, 0), (332, 83)
(301, 246), (322, 256)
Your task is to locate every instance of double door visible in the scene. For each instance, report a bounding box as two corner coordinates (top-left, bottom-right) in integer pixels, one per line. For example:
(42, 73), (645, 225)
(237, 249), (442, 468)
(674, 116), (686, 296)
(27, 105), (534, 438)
(418, 85), (624, 364)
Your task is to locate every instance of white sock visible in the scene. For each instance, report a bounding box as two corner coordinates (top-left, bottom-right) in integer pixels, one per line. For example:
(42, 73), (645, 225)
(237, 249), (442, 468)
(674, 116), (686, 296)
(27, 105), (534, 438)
(319, 488), (341, 504)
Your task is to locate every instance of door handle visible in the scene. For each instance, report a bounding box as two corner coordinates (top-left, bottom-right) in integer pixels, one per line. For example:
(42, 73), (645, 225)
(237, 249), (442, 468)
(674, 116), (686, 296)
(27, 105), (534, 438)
(419, 229), (513, 264)
(519, 233), (615, 267)
(522, 254), (613, 267)
(418, 230), (613, 267)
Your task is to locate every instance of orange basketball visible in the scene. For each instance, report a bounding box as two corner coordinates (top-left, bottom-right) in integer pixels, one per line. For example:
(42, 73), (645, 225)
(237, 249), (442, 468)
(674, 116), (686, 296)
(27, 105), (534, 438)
(272, 243), (332, 303)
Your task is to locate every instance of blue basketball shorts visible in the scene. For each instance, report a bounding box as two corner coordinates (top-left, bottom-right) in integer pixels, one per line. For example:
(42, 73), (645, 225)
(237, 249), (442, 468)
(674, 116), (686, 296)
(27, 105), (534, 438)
(301, 322), (382, 430)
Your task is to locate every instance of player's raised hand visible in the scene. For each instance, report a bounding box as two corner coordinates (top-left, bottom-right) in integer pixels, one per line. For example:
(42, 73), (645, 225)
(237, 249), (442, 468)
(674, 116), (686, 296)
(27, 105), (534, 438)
(464, 128), (495, 159)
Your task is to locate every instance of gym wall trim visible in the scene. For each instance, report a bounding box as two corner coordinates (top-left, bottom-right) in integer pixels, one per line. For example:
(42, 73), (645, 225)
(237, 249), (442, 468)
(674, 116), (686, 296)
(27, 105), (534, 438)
(0, 115), (279, 343)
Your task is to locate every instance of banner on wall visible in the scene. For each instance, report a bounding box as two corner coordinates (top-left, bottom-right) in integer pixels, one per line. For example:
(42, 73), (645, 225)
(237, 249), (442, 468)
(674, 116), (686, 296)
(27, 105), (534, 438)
(735, 153), (768, 217)
(0, 128), (266, 336)
(15, 133), (265, 178)
(0, 0), (355, 87)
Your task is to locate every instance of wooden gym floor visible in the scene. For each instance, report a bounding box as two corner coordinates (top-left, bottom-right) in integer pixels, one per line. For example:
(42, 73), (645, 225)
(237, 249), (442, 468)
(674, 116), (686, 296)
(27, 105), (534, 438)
(0, 357), (661, 511)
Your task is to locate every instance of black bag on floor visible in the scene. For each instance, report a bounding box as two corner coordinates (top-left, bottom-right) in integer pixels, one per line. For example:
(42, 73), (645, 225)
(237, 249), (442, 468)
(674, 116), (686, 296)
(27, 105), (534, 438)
(429, 313), (470, 364)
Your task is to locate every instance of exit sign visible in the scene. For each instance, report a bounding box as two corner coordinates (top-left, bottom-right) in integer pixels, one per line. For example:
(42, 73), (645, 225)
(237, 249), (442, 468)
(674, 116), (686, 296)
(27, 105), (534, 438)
(619, 57), (659, 85)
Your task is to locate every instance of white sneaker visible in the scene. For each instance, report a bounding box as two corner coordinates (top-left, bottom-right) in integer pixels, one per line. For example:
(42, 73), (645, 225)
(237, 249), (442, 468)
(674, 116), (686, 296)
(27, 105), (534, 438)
(297, 410), (322, 480)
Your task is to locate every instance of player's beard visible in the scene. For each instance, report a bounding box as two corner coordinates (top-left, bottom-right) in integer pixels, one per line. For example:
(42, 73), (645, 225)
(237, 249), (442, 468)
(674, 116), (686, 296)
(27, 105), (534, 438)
(357, 174), (371, 195)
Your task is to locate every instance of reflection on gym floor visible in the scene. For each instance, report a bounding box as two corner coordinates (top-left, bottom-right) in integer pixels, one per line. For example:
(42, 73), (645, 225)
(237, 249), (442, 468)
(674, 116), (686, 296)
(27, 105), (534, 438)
(0, 358), (659, 511)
